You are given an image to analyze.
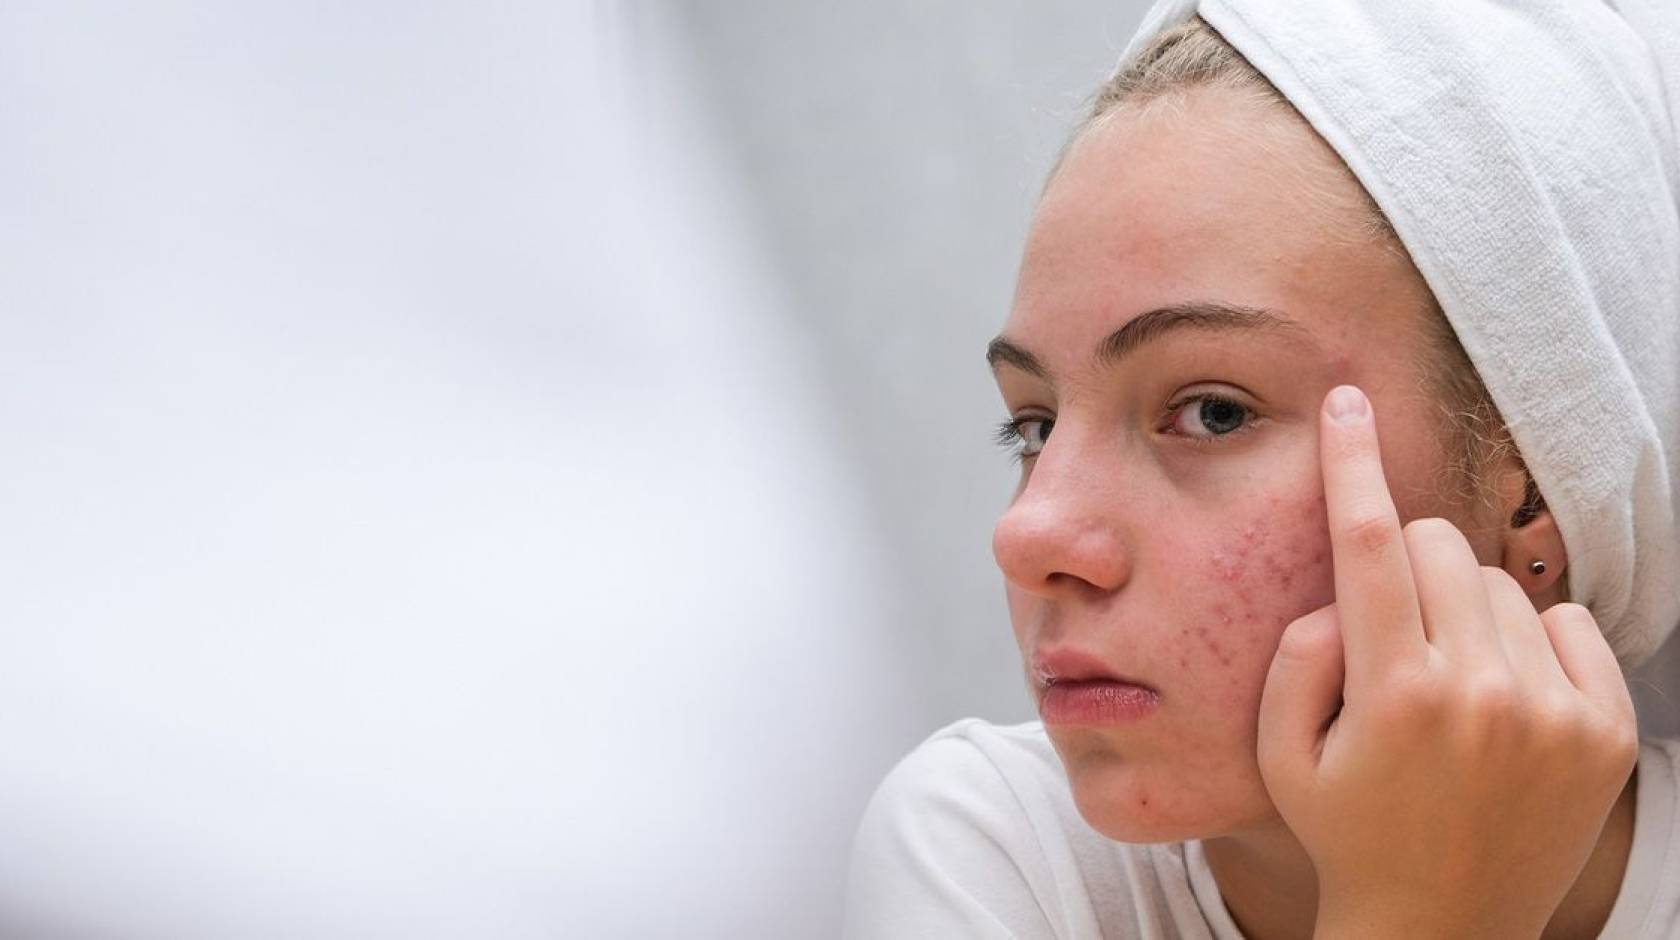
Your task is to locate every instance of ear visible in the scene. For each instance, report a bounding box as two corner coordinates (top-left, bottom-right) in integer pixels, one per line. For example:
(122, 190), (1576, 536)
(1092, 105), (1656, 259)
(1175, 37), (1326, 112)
(1499, 488), (1569, 609)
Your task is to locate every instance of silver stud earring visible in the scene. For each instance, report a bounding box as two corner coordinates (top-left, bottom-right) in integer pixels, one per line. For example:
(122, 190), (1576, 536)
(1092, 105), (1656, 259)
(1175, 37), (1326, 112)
(1528, 559), (1547, 576)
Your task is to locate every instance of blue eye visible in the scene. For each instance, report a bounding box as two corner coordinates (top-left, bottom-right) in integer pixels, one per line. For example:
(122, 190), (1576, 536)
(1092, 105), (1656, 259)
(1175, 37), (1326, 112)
(994, 415), (1053, 462)
(1168, 394), (1254, 441)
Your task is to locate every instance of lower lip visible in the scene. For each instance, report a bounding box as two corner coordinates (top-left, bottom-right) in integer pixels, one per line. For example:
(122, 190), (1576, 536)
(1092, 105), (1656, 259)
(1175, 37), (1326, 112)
(1040, 679), (1160, 725)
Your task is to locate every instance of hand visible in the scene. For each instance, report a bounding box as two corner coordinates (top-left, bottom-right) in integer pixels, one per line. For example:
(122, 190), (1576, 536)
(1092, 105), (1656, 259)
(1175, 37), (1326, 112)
(1255, 385), (1638, 939)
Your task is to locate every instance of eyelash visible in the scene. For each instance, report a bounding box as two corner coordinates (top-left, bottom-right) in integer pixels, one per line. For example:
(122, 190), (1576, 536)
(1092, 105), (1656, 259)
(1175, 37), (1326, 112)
(992, 417), (1042, 466)
(992, 393), (1258, 463)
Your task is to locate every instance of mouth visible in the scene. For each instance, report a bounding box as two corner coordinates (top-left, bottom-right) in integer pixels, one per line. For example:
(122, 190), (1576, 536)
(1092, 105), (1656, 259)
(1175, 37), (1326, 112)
(1031, 647), (1160, 726)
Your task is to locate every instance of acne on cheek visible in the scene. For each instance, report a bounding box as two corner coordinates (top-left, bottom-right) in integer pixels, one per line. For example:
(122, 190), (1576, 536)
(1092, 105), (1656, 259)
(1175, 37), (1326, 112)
(1179, 494), (1335, 684)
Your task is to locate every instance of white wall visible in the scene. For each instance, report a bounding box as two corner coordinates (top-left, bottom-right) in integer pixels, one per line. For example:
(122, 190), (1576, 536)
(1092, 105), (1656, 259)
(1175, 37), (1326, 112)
(0, 3), (919, 936)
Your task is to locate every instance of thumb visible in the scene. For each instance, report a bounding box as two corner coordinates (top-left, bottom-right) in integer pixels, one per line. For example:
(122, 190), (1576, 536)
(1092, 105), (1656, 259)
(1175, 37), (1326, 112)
(1256, 604), (1346, 796)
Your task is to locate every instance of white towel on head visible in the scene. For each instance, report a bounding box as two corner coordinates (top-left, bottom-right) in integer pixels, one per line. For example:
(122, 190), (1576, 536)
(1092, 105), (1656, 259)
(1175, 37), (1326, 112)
(1114, 0), (1680, 669)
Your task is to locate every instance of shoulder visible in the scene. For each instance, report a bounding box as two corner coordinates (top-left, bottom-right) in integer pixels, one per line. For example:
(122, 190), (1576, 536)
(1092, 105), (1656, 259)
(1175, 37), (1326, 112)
(849, 717), (1065, 868)
(1632, 734), (1680, 833)
(842, 718), (1074, 939)
(843, 718), (1190, 939)
(853, 718), (1077, 868)
(1601, 737), (1680, 936)
(866, 717), (1064, 815)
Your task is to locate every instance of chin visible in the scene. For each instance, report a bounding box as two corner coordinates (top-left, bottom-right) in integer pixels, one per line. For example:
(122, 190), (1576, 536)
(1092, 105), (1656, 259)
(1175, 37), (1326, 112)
(1063, 756), (1255, 845)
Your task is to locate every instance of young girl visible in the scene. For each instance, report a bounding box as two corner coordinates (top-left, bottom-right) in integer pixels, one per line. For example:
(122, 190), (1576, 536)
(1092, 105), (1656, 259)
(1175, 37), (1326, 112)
(844, 3), (1680, 937)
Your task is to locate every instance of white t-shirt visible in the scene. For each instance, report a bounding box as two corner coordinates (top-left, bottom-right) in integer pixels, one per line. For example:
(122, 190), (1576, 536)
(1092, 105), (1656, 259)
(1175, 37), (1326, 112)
(843, 719), (1680, 939)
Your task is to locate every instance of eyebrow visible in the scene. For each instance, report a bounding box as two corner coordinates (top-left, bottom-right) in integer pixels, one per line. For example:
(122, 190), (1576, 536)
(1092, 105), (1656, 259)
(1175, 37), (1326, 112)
(985, 301), (1313, 380)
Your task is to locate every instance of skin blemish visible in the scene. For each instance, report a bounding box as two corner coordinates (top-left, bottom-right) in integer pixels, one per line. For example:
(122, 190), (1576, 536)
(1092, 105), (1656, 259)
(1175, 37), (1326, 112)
(1191, 499), (1338, 679)
(1325, 351), (1355, 383)
(1207, 520), (1269, 590)
(1211, 551), (1244, 582)
(1187, 619), (1232, 666)
(1258, 540), (1298, 589)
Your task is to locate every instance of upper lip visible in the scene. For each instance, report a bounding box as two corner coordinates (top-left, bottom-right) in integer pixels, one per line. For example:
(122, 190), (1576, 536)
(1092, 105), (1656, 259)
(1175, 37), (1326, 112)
(1030, 647), (1152, 690)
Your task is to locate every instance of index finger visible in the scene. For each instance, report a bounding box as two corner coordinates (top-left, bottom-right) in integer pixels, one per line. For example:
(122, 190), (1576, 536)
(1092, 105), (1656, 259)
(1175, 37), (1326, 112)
(1319, 385), (1428, 687)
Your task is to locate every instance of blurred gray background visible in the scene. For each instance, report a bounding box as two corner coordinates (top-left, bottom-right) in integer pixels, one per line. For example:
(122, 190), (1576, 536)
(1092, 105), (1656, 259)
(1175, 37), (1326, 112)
(0, 2), (1675, 938)
(670, 0), (1154, 747)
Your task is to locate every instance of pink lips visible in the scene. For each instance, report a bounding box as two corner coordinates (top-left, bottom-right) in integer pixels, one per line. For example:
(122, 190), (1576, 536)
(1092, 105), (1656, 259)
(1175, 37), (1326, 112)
(1032, 648), (1160, 726)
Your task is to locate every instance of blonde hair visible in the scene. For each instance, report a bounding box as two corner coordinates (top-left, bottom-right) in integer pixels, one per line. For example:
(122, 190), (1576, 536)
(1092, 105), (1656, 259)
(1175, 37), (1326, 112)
(1060, 15), (1545, 533)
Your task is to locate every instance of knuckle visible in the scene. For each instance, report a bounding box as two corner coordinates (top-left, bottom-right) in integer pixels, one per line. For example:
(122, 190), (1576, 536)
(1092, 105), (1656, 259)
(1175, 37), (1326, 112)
(1460, 673), (1521, 725)
(1270, 629), (1317, 667)
(1535, 704), (1636, 783)
(1602, 714), (1640, 755)
(1592, 695), (1639, 741)
(1578, 710), (1639, 767)
(1379, 671), (1448, 726)
(1276, 616), (1335, 659)
(1530, 693), (1577, 732)
(1344, 511), (1395, 556)
(1612, 724), (1641, 769)
(1270, 610), (1341, 675)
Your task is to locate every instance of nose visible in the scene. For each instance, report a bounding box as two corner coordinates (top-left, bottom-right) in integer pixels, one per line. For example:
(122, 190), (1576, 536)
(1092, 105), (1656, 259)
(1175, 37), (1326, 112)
(991, 437), (1131, 599)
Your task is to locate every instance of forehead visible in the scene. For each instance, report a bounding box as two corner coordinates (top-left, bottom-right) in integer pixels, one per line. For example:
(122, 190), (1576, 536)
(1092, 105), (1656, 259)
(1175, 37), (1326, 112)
(1007, 90), (1425, 362)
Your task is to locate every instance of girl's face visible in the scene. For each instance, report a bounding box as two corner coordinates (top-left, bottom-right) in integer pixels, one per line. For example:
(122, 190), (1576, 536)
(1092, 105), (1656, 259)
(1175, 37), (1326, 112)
(991, 90), (1500, 843)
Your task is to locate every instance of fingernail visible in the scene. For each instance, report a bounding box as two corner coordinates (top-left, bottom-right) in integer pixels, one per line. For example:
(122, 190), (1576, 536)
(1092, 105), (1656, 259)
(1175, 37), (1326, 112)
(1326, 385), (1368, 424)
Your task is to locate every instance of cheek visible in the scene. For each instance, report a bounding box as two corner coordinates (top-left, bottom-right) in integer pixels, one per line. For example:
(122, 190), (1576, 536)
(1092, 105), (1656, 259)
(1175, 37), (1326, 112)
(1173, 491), (1337, 709)
(1029, 488), (1345, 840)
